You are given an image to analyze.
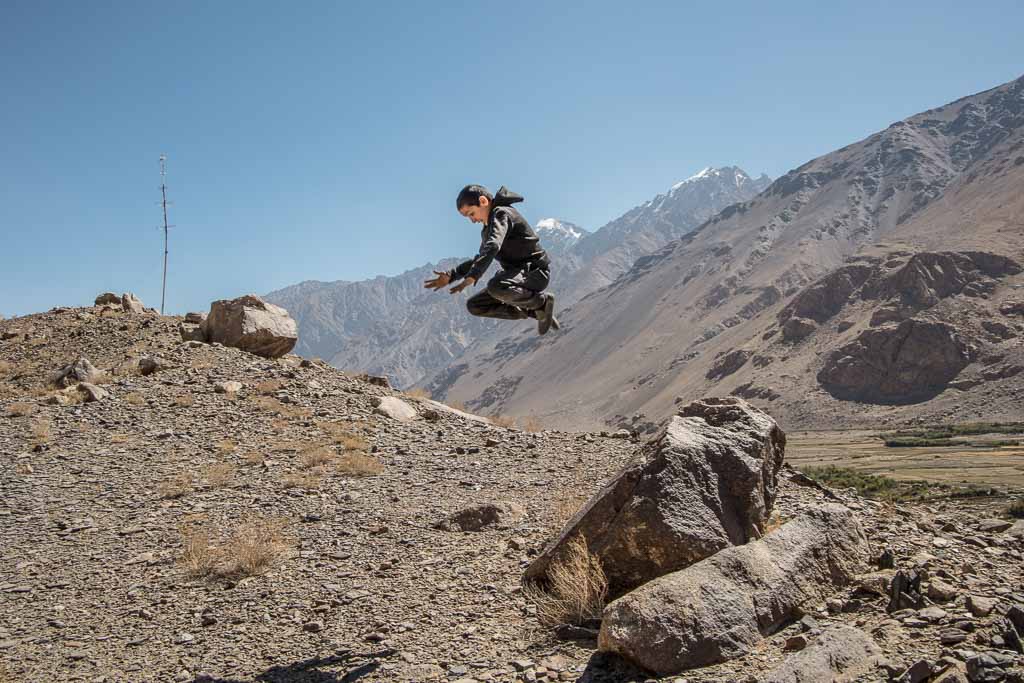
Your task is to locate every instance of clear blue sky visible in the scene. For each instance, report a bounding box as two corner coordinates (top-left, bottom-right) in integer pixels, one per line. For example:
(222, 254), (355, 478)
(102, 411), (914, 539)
(2, 1), (1021, 317)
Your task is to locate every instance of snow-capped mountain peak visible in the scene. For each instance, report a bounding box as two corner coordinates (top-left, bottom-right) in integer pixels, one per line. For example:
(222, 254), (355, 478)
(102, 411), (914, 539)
(670, 166), (752, 192)
(536, 218), (586, 240)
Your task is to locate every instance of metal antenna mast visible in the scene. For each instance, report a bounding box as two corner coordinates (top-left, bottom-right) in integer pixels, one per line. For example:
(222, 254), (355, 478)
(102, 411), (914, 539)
(159, 154), (173, 315)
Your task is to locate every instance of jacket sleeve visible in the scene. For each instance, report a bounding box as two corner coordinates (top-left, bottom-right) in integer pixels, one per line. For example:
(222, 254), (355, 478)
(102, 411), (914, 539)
(464, 209), (511, 281)
(445, 259), (475, 281)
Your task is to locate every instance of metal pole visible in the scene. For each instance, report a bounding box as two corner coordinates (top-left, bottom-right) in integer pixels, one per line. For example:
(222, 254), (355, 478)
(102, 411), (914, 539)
(160, 154), (170, 315)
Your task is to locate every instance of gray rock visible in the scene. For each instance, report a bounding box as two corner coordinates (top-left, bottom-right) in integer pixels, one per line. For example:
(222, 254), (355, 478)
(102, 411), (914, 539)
(94, 292), (120, 305)
(434, 502), (526, 532)
(179, 323), (206, 342)
(138, 356), (169, 376)
(184, 312), (206, 324)
(52, 356), (101, 388)
(967, 595), (997, 617)
(764, 625), (886, 683)
(373, 396), (417, 422)
(214, 381), (243, 394)
(929, 579), (959, 602)
(598, 504), (869, 673)
(978, 518), (1014, 533)
(121, 292), (146, 314)
(526, 397), (785, 597)
(200, 294), (298, 358)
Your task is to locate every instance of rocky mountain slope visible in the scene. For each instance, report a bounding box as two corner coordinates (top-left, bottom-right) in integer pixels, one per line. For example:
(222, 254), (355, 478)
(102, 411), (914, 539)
(266, 168), (768, 390)
(2, 305), (1023, 682)
(431, 74), (1024, 433)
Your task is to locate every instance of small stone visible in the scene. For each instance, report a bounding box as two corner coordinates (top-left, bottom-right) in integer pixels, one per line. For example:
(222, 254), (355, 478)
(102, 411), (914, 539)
(967, 595), (997, 617)
(173, 632), (194, 644)
(303, 621), (324, 633)
(939, 629), (969, 645)
(783, 634), (808, 651)
(214, 381), (243, 394)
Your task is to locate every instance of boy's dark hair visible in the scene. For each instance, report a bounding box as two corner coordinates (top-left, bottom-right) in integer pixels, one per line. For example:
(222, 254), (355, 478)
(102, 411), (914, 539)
(456, 184), (493, 209)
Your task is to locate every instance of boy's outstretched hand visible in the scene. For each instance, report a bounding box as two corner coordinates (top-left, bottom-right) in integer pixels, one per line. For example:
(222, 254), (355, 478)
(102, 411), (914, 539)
(423, 271), (451, 290)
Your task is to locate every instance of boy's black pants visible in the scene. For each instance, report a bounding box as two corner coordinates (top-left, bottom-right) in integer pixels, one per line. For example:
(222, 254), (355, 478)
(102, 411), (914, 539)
(466, 263), (550, 321)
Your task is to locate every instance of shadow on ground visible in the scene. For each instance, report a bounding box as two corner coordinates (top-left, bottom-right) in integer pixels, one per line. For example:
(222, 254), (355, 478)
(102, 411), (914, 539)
(575, 652), (651, 683)
(193, 648), (390, 683)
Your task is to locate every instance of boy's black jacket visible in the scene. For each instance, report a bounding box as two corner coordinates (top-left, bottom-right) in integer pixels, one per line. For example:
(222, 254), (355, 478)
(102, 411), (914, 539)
(447, 186), (549, 282)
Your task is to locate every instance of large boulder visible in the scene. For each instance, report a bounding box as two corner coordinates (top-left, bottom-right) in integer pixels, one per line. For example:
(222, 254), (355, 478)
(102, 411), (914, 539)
(817, 318), (975, 404)
(94, 292), (119, 305)
(200, 294), (298, 358)
(525, 397), (785, 598)
(761, 626), (887, 683)
(373, 396), (417, 422)
(52, 357), (102, 388)
(121, 292), (146, 314)
(598, 504), (870, 674)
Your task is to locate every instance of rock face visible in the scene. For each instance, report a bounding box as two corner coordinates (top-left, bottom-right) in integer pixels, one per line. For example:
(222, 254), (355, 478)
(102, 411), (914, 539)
(761, 625), (886, 683)
(200, 295), (298, 359)
(706, 349), (752, 380)
(598, 504), (870, 674)
(818, 319), (975, 404)
(525, 397), (785, 597)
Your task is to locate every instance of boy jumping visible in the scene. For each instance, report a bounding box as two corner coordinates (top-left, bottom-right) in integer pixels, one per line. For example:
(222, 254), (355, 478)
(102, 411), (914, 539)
(424, 184), (559, 335)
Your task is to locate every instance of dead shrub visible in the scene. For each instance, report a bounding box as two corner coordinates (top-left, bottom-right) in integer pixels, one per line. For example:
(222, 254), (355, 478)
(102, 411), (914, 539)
(253, 396), (310, 419)
(179, 524), (217, 577)
(179, 517), (289, 579)
(318, 420), (370, 450)
(448, 400), (468, 411)
(521, 416), (544, 433)
(490, 414), (516, 429)
(256, 379), (286, 395)
(158, 472), (194, 499)
(242, 451), (265, 466)
(299, 445), (335, 470)
(7, 402), (35, 417)
(124, 392), (146, 406)
(173, 394), (195, 408)
(336, 451), (383, 477)
(29, 418), (52, 445)
(553, 492), (588, 527)
(217, 439), (237, 454)
(203, 462), (236, 488)
(282, 470), (322, 490)
(523, 535), (608, 627)
(110, 433), (132, 444)
(0, 360), (13, 376)
(404, 387), (431, 399)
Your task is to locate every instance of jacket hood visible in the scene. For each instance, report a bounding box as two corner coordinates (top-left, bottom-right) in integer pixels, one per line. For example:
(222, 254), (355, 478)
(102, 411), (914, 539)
(491, 186), (524, 207)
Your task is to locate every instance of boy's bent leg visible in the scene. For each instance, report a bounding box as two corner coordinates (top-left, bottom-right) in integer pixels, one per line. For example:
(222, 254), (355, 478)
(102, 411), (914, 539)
(486, 267), (550, 312)
(466, 289), (531, 321)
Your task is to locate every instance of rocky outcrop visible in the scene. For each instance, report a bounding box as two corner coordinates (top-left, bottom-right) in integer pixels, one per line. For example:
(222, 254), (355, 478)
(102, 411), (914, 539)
(866, 252), (1021, 308)
(779, 263), (874, 323)
(94, 292), (119, 306)
(761, 626), (887, 683)
(51, 356), (101, 388)
(598, 504), (870, 674)
(121, 293), (146, 314)
(706, 349), (752, 380)
(782, 316), (817, 342)
(817, 319), (975, 403)
(525, 397), (784, 597)
(200, 295), (298, 359)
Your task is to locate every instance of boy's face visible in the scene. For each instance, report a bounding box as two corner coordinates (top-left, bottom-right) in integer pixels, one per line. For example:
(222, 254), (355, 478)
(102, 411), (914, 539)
(458, 196), (491, 224)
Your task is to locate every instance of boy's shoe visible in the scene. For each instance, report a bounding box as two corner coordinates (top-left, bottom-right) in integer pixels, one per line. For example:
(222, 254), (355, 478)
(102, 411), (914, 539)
(537, 294), (556, 335)
(550, 315), (560, 331)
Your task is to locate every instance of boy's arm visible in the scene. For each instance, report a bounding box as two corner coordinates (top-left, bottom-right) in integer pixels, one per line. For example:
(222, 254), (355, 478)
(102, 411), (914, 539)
(445, 259), (475, 282)
(464, 209), (511, 282)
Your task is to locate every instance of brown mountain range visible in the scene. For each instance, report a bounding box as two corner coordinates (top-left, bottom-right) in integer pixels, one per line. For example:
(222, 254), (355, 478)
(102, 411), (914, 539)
(427, 74), (1024, 433)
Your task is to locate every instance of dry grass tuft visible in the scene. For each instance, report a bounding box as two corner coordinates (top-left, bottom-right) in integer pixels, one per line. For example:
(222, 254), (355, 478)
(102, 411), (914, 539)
(253, 396), (310, 419)
(217, 439), (237, 454)
(180, 517), (291, 579)
(553, 492), (588, 527)
(124, 392), (146, 406)
(523, 535), (608, 627)
(7, 402), (35, 417)
(29, 418), (52, 445)
(404, 387), (431, 399)
(242, 450), (265, 466)
(203, 462), (236, 488)
(110, 433), (132, 444)
(336, 451), (383, 477)
(299, 445), (335, 470)
(0, 360), (13, 376)
(490, 414), (516, 429)
(158, 472), (194, 499)
(282, 470), (322, 490)
(173, 394), (195, 408)
(521, 416), (544, 433)
(318, 420), (370, 450)
(256, 379), (286, 395)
